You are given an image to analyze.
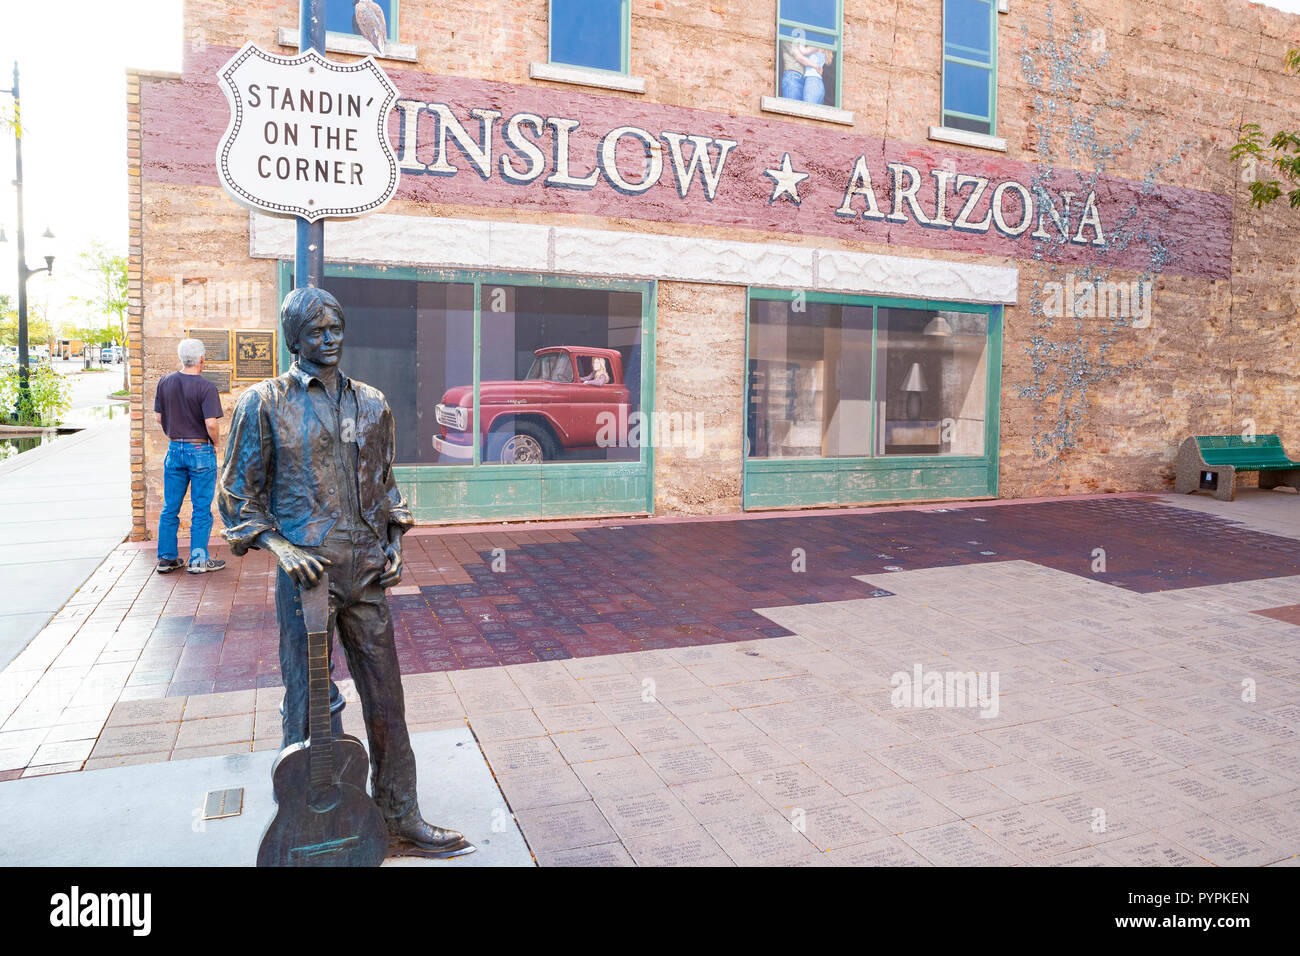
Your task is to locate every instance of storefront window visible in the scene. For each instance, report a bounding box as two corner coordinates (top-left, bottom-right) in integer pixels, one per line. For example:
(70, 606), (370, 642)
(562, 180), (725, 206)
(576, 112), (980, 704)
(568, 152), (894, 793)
(321, 276), (474, 465)
(875, 308), (988, 456)
(748, 295), (992, 461)
(747, 298), (872, 458)
(476, 284), (643, 464)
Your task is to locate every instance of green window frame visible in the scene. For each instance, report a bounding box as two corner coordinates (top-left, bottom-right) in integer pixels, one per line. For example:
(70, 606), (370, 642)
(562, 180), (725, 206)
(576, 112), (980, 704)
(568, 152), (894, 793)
(775, 0), (844, 110)
(743, 288), (1003, 510)
(549, 0), (631, 75)
(277, 262), (656, 522)
(941, 0), (997, 136)
(314, 0), (400, 45)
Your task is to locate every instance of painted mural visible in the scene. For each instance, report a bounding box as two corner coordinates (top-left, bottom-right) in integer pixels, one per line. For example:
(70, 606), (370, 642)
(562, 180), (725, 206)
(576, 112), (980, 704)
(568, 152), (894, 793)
(141, 43), (1234, 281)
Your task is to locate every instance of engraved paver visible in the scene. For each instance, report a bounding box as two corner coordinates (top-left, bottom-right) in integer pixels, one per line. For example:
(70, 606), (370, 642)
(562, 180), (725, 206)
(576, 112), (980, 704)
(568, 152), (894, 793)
(514, 800), (617, 852)
(624, 824), (734, 866)
(672, 776), (771, 825)
(595, 789), (697, 840)
(800, 801), (890, 851)
(900, 821), (1022, 866)
(851, 784), (961, 833)
(1164, 819), (1285, 867)
(643, 745), (733, 786)
(571, 755), (665, 799)
(705, 810), (821, 866)
(826, 836), (932, 866)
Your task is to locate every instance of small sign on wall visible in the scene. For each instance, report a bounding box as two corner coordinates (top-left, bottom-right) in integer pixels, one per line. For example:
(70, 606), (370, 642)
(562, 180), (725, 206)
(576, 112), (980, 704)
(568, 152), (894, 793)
(187, 328), (233, 363)
(234, 330), (277, 381)
(200, 364), (233, 393)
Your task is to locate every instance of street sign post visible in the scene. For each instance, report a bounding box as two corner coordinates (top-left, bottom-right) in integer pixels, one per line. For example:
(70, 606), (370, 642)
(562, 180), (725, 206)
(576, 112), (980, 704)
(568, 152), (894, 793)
(215, 43), (401, 223)
(213, 0), (401, 290)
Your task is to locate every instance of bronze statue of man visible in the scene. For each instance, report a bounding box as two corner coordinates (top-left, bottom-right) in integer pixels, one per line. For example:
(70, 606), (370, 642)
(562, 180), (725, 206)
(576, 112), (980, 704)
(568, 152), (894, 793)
(219, 286), (470, 858)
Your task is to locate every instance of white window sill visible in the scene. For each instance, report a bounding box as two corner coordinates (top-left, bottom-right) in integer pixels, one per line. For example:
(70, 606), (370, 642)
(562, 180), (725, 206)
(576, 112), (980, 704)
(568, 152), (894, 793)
(759, 96), (855, 127)
(528, 62), (646, 94)
(928, 126), (1007, 152)
(276, 27), (419, 63)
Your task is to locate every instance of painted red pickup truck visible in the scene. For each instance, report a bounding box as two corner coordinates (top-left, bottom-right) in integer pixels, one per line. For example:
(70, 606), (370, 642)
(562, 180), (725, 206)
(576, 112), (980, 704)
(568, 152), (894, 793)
(433, 346), (630, 463)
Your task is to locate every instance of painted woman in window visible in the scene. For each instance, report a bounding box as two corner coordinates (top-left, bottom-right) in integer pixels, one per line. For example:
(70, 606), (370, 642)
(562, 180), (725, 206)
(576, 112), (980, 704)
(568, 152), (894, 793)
(581, 356), (610, 386)
(779, 40), (832, 105)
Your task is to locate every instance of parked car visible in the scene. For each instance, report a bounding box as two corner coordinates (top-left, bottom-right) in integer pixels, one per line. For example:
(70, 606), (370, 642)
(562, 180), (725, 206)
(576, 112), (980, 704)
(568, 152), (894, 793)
(100, 345), (123, 363)
(433, 346), (630, 464)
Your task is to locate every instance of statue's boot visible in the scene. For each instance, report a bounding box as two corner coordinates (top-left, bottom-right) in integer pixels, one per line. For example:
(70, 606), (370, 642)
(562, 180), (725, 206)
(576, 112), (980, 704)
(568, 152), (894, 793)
(387, 811), (476, 859)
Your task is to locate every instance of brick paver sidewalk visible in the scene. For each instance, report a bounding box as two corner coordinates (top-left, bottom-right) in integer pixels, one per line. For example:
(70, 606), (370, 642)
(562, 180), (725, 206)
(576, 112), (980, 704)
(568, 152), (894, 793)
(1, 494), (1298, 865)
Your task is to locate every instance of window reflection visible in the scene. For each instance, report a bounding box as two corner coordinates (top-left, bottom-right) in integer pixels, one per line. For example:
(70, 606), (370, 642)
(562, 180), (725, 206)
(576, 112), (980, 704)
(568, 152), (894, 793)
(875, 308), (988, 456)
(747, 299), (872, 458)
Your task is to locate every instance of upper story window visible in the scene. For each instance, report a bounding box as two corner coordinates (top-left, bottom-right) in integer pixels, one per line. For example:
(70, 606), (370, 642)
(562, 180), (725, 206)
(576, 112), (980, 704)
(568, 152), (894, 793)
(550, 0), (631, 74)
(319, 1), (398, 50)
(775, 0), (841, 109)
(942, 0), (997, 135)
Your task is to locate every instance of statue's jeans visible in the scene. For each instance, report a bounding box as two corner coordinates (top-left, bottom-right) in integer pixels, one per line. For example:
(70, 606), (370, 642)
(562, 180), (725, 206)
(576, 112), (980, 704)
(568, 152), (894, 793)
(274, 528), (418, 823)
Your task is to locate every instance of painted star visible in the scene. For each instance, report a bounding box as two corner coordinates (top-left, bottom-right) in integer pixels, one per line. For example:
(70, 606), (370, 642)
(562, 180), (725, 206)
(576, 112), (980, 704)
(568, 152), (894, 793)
(764, 153), (809, 205)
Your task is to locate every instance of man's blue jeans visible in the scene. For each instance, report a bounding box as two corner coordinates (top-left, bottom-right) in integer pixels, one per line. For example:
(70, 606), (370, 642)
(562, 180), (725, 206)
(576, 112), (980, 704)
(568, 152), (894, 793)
(157, 440), (216, 563)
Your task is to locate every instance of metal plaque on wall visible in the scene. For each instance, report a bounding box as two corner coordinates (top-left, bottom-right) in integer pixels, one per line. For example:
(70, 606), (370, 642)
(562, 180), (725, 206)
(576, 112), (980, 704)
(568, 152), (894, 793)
(187, 328), (233, 364)
(200, 365), (233, 393)
(233, 330), (277, 381)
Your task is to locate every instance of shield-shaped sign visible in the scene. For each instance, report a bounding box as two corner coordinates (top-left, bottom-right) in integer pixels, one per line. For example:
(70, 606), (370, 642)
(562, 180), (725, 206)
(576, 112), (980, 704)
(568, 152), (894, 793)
(215, 42), (401, 222)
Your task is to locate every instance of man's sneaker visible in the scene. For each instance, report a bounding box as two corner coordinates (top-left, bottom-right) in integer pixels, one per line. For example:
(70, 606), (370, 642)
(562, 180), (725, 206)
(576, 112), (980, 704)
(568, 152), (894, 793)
(156, 558), (185, 574)
(187, 559), (227, 575)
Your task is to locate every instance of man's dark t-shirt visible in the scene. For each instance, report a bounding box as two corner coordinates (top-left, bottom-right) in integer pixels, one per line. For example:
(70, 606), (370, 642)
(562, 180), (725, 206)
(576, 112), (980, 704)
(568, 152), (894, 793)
(155, 371), (223, 441)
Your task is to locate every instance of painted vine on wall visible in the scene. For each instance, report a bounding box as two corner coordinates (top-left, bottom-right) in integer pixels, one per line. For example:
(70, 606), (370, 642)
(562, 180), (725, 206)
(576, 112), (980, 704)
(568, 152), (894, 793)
(1015, 1), (1196, 470)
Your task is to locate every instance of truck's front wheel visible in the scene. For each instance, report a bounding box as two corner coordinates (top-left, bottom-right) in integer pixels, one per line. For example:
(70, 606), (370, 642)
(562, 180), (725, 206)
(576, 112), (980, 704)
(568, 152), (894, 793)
(487, 421), (558, 464)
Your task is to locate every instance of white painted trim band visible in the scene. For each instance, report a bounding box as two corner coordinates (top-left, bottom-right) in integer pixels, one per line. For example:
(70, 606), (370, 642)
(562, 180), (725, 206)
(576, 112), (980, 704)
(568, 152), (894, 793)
(529, 62), (647, 94)
(927, 126), (1008, 152)
(249, 213), (1018, 305)
(759, 96), (855, 127)
(276, 27), (419, 63)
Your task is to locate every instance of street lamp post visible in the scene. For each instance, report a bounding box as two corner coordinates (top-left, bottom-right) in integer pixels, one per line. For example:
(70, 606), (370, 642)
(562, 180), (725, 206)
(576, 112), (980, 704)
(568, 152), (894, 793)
(3, 61), (56, 420)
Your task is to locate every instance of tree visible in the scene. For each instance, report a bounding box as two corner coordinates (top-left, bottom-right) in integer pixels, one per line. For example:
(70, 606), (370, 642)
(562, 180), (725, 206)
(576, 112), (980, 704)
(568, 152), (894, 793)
(69, 240), (130, 384)
(1231, 49), (1300, 209)
(0, 303), (54, 349)
(62, 323), (117, 346)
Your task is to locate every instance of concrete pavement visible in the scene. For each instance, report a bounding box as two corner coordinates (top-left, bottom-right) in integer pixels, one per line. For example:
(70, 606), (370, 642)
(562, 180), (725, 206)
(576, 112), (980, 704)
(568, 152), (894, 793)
(0, 415), (130, 668)
(1156, 487), (1300, 540)
(0, 726), (532, 867)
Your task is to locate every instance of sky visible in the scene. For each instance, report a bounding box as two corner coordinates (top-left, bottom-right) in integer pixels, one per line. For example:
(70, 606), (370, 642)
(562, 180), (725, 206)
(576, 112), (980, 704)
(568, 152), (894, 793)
(0, 0), (1297, 328)
(0, 0), (183, 327)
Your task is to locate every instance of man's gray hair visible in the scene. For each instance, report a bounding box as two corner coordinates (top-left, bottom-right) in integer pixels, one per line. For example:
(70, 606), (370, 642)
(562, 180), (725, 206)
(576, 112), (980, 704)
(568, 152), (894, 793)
(177, 338), (206, 368)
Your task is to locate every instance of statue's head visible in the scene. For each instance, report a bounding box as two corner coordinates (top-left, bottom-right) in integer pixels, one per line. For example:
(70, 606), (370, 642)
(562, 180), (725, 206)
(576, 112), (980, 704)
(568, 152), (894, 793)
(281, 286), (345, 368)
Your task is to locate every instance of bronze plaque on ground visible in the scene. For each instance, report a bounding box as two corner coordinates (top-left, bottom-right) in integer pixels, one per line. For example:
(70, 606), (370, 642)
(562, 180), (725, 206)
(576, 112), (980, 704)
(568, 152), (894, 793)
(234, 330), (277, 381)
(187, 328), (232, 363)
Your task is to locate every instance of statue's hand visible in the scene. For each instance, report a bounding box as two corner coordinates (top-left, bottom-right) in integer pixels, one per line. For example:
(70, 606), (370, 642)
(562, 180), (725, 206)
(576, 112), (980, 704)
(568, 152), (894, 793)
(379, 540), (403, 589)
(270, 539), (331, 588)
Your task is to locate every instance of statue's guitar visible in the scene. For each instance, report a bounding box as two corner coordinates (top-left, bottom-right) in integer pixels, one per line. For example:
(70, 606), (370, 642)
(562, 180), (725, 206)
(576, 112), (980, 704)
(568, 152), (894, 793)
(257, 574), (388, 867)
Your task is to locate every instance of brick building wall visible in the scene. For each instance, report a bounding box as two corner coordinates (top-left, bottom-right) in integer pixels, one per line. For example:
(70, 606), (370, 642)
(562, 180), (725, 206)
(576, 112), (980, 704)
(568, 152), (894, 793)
(127, 0), (1300, 539)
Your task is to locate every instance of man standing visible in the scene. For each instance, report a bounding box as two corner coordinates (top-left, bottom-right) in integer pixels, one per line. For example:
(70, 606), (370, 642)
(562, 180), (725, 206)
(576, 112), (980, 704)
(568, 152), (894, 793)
(155, 338), (226, 575)
(219, 287), (470, 857)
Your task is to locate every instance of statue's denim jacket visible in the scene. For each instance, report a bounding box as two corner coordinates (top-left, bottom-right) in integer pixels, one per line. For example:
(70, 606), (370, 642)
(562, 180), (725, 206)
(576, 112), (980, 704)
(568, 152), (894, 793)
(218, 361), (414, 555)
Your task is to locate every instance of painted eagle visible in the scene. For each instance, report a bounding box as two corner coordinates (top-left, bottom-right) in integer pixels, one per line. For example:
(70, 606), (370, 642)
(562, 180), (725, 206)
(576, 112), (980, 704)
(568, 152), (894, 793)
(353, 0), (388, 56)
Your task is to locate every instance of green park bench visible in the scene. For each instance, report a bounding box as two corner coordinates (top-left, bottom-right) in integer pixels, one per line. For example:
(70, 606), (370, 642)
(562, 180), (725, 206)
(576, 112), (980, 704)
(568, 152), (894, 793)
(1174, 434), (1300, 501)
